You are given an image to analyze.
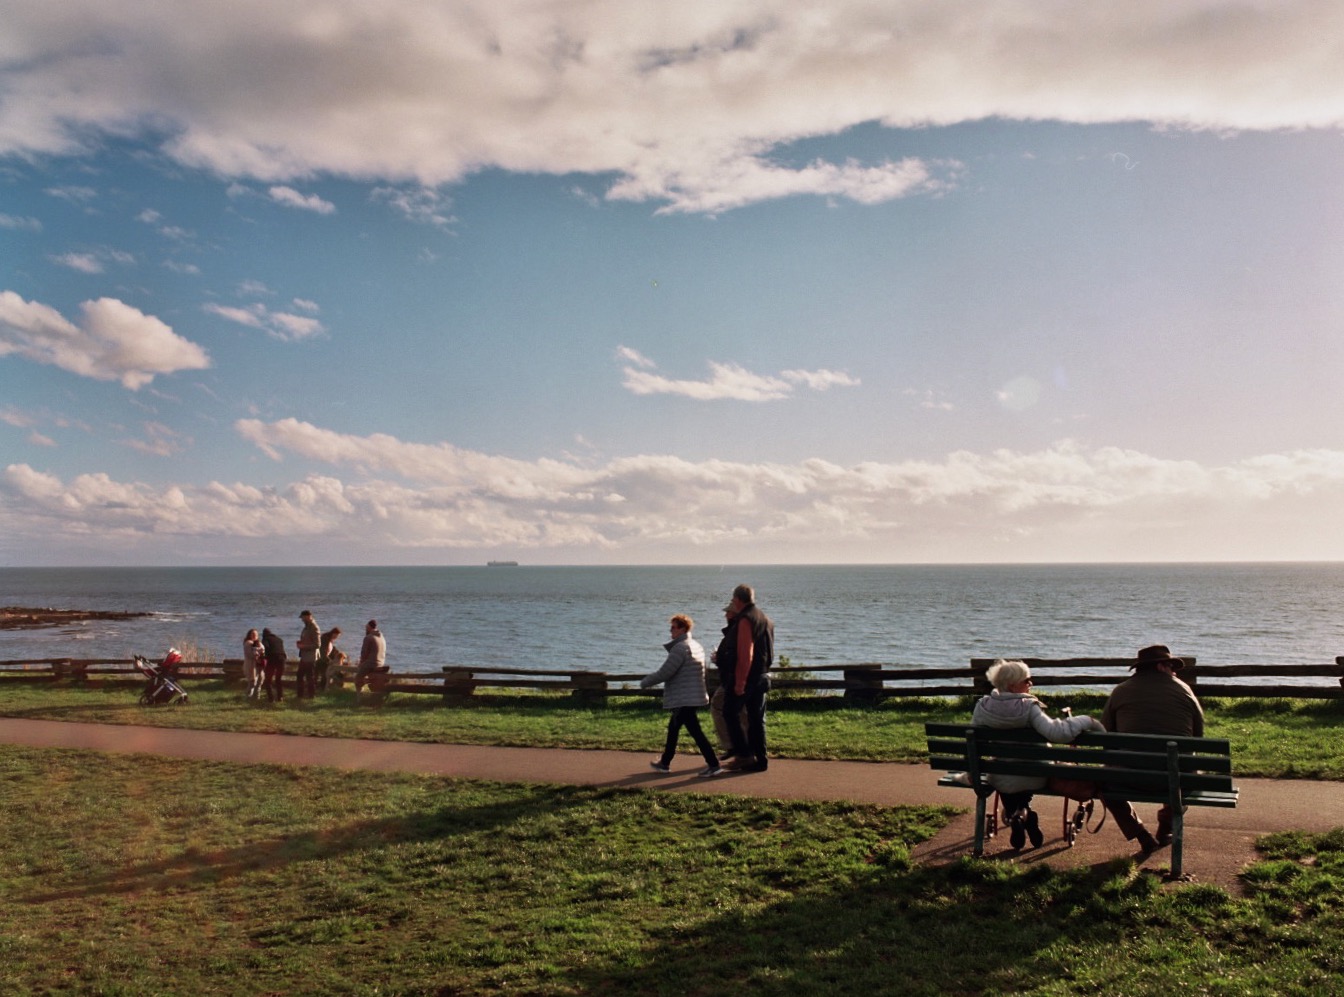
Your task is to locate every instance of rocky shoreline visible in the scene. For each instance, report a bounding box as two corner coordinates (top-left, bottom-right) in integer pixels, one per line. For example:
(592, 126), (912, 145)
(0, 607), (152, 630)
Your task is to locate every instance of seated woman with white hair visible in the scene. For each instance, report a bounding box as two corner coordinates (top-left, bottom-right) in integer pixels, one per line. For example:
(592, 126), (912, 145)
(972, 659), (1105, 850)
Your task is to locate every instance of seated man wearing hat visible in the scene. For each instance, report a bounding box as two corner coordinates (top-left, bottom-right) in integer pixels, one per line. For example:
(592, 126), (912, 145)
(1100, 644), (1206, 852)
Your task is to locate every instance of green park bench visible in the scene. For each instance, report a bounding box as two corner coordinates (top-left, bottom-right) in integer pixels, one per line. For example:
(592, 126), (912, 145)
(926, 722), (1239, 880)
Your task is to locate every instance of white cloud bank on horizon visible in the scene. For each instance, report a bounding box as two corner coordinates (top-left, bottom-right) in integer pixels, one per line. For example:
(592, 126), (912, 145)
(0, 290), (211, 389)
(617, 347), (860, 401)
(2, 1), (1342, 213)
(7, 420), (1344, 563)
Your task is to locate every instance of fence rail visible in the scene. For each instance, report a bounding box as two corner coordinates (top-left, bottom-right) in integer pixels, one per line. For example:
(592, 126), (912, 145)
(2, 655), (1343, 702)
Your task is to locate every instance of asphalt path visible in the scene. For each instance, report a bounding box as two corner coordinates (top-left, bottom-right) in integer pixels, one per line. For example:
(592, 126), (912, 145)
(3, 717), (1340, 894)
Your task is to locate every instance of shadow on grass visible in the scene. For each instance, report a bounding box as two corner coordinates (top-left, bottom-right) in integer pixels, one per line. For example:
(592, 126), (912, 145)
(559, 858), (1132, 996)
(25, 783), (583, 904)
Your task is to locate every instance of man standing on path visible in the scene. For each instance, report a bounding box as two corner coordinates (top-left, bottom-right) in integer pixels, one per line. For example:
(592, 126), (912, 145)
(710, 603), (749, 758)
(1100, 644), (1205, 852)
(355, 619), (386, 693)
(296, 610), (320, 699)
(721, 584), (774, 773)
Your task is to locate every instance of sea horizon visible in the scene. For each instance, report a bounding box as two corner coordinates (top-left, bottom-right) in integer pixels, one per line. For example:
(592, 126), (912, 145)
(3, 563), (1344, 683)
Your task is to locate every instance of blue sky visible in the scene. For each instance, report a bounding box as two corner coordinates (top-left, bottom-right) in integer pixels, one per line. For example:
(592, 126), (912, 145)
(3, 1), (1344, 566)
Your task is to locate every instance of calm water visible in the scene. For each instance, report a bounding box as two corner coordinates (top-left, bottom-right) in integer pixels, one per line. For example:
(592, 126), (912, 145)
(2, 564), (1343, 679)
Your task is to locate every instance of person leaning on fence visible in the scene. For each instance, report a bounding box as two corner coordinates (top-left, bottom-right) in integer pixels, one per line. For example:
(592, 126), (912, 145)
(355, 619), (386, 692)
(317, 626), (342, 691)
(641, 614), (722, 778)
(1099, 644), (1205, 853)
(972, 659), (1105, 850)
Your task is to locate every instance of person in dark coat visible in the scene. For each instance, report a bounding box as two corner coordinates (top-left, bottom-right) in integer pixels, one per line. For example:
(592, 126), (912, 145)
(260, 627), (287, 703)
(720, 584), (774, 773)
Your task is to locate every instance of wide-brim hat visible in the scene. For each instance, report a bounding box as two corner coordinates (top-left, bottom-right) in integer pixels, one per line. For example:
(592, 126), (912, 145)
(1135, 644), (1184, 670)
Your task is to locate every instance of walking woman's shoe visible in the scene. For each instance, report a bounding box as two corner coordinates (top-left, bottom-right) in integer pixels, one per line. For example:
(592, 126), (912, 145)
(649, 760), (671, 773)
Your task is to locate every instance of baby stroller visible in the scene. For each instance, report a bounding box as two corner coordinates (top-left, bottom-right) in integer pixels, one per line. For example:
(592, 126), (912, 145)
(135, 648), (189, 706)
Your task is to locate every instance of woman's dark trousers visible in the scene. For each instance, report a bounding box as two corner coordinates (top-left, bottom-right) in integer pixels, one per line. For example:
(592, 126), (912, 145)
(661, 707), (719, 767)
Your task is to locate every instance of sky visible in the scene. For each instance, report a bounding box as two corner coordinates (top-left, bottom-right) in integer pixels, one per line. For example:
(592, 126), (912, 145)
(3, 1), (1344, 567)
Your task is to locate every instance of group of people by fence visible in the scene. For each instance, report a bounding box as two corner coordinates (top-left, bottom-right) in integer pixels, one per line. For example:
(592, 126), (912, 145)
(241, 613), (386, 703)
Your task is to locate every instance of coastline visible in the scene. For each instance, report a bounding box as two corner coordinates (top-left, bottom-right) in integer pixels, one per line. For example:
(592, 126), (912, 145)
(0, 607), (152, 631)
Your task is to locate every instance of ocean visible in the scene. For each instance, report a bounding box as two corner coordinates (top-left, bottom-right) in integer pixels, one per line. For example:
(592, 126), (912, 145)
(2, 564), (1343, 679)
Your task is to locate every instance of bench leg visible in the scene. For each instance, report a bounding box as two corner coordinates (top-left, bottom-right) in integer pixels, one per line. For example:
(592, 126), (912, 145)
(1169, 807), (1186, 880)
(973, 793), (988, 857)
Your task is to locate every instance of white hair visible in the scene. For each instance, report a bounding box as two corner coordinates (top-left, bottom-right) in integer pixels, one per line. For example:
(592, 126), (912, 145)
(986, 659), (1031, 692)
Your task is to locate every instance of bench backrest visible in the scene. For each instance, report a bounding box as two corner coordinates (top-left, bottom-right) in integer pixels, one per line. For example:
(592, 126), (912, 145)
(925, 722), (1235, 795)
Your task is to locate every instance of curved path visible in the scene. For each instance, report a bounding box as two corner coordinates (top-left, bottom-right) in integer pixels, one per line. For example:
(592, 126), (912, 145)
(2, 717), (1338, 894)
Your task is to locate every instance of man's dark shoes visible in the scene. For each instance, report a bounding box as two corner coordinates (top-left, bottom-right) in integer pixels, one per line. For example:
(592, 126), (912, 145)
(1008, 810), (1027, 850)
(1136, 829), (1160, 855)
(1156, 813), (1173, 846)
(1025, 809), (1044, 849)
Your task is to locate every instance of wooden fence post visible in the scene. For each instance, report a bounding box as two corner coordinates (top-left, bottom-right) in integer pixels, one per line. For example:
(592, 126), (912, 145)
(1336, 656), (1344, 688)
(570, 671), (608, 702)
(842, 664), (883, 703)
(1181, 656), (1198, 693)
(442, 667), (476, 704)
(221, 658), (245, 686)
(969, 659), (993, 696)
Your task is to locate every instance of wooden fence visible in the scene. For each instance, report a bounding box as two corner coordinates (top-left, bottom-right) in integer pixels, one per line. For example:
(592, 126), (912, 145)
(2, 655), (1342, 703)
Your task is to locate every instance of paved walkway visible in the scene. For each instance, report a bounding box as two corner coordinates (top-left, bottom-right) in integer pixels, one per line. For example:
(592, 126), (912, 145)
(3, 718), (1340, 894)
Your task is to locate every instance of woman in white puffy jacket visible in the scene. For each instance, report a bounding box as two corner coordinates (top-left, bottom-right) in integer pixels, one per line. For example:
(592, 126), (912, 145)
(971, 659), (1105, 849)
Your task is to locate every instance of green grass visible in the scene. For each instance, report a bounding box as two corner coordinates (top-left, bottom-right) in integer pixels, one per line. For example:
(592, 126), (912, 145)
(2, 681), (1343, 779)
(0, 745), (1341, 996)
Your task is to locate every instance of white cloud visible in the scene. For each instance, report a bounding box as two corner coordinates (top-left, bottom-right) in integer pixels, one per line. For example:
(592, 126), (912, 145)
(781, 368), (861, 391)
(120, 420), (191, 457)
(50, 252), (103, 273)
(0, 291), (211, 389)
(49, 248), (135, 273)
(10, 433), (1344, 561)
(0, 214), (41, 231)
(619, 351), (859, 402)
(623, 361), (794, 401)
(203, 301), (325, 341)
(5, 2), (1340, 214)
(268, 185), (336, 214)
(371, 186), (454, 226)
(615, 345), (656, 369)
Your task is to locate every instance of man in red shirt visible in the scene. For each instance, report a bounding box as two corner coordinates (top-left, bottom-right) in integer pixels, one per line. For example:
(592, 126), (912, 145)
(720, 584), (774, 772)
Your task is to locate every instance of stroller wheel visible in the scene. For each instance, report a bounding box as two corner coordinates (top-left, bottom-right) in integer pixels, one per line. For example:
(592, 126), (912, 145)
(138, 692), (153, 706)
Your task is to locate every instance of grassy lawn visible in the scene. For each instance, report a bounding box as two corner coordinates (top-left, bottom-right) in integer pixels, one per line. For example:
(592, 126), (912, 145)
(0, 745), (1340, 996)
(2, 681), (1343, 779)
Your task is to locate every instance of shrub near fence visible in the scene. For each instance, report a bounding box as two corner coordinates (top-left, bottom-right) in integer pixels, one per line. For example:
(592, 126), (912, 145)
(2, 656), (1342, 701)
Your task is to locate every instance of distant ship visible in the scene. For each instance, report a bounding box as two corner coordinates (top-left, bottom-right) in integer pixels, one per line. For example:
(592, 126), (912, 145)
(486, 560), (519, 567)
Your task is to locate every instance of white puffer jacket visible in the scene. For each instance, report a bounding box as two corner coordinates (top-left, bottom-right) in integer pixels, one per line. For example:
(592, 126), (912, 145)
(971, 691), (1105, 793)
(640, 634), (709, 710)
